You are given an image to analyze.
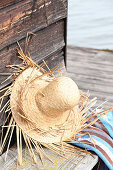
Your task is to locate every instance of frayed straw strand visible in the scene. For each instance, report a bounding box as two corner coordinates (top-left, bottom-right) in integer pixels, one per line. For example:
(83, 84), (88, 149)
(5, 121), (15, 161)
(0, 117), (14, 154)
(16, 126), (22, 165)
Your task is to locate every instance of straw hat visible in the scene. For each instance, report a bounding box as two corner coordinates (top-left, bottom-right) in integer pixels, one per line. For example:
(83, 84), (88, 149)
(1, 47), (112, 167)
(10, 67), (80, 143)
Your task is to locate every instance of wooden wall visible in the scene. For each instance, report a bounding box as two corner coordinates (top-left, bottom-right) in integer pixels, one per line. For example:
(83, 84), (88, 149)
(0, 0), (67, 125)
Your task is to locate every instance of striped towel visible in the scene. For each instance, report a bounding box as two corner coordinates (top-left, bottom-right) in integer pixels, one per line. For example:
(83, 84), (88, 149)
(71, 110), (113, 170)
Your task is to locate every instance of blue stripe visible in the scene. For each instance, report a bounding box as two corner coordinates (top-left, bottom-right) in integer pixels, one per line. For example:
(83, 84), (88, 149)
(88, 109), (113, 138)
(91, 135), (113, 155)
(70, 140), (113, 170)
(99, 111), (113, 138)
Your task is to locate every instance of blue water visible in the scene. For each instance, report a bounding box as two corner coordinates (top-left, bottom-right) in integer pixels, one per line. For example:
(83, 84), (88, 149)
(67, 0), (113, 49)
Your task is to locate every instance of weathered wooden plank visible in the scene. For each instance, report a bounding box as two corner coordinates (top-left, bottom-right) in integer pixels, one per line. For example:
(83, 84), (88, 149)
(67, 46), (113, 108)
(0, 49), (65, 90)
(67, 71), (113, 86)
(67, 46), (113, 64)
(67, 74), (113, 103)
(0, 145), (98, 170)
(0, 20), (65, 89)
(0, 0), (24, 9)
(68, 64), (113, 80)
(0, 0), (67, 50)
(68, 59), (113, 73)
(40, 50), (65, 70)
(67, 74), (113, 95)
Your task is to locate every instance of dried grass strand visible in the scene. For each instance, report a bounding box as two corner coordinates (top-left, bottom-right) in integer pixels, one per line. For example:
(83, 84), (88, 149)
(5, 121), (15, 161)
(0, 117), (14, 154)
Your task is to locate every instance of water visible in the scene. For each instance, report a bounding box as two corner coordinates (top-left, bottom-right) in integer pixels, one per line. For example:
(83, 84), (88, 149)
(67, 0), (113, 49)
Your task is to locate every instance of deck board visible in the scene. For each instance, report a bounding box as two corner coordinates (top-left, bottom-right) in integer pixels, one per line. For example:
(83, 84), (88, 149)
(67, 46), (113, 108)
(0, 145), (98, 170)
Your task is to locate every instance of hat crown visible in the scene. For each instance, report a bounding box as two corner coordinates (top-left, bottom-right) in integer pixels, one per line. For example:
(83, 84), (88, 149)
(36, 77), (80, 117)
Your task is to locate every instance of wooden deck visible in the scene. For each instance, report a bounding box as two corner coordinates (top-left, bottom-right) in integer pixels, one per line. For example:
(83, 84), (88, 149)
(0, 145), (98, 170)
(67, 46), (113, 108)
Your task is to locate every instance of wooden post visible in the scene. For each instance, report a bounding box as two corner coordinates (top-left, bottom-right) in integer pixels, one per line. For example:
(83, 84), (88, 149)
(0, 0), (67, 132)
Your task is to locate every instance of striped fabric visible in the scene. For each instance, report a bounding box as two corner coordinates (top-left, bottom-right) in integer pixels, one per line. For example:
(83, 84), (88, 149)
(71, 110), (113, 170)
